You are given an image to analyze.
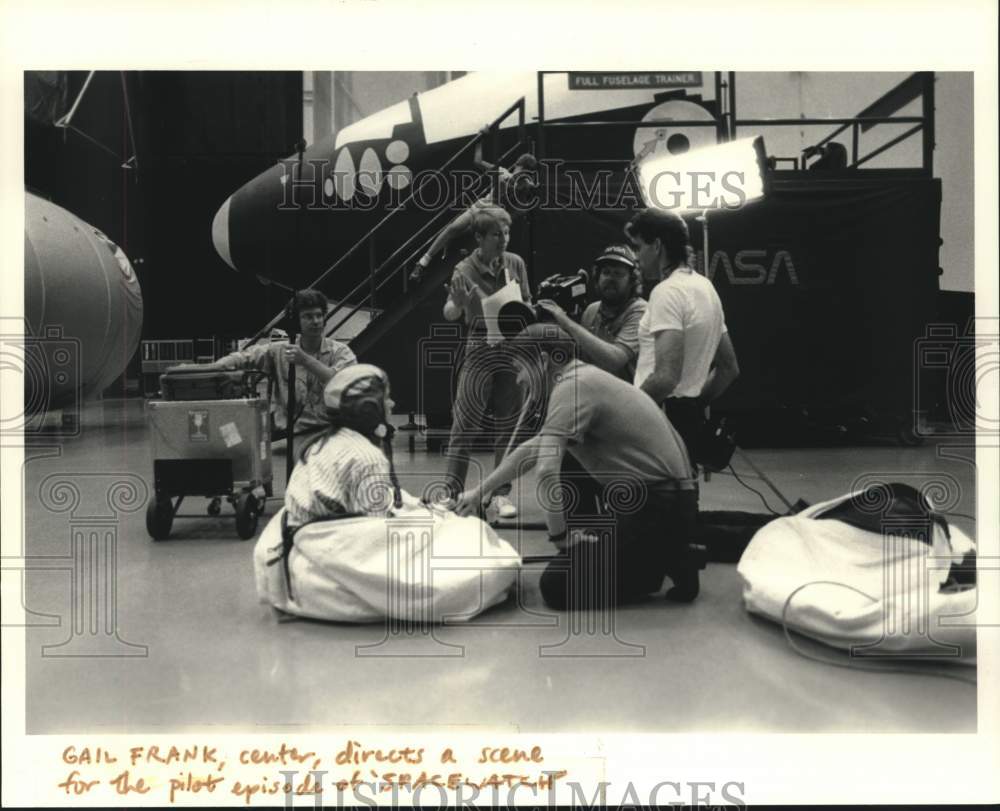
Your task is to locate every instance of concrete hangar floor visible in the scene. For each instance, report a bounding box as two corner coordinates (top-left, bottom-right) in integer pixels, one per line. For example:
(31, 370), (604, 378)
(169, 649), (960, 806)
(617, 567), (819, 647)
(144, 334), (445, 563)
(22, 398), (976, 734)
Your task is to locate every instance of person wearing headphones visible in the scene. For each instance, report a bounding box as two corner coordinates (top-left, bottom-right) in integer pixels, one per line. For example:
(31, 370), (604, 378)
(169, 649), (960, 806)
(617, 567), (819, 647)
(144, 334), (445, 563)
(284, 364), (408, 527)
(257, 363), (521, 625)
(535, 244), (647, 382)
(530, 244), (650, 524)
(178, 289), (356, 442)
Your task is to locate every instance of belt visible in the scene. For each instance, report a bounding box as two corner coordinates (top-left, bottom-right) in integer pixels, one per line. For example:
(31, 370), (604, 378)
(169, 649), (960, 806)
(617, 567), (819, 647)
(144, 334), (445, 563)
(647, 478), (698, 493)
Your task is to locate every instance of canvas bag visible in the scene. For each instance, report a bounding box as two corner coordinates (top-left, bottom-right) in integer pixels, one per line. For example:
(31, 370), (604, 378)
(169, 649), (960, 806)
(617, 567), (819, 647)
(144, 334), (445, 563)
(254, 504), (521, 624)
(737, 489), (977, 665)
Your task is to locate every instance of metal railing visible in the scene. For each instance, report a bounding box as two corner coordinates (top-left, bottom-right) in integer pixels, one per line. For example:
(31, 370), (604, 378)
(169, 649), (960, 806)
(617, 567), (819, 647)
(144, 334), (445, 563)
(245, 72), (936, 349)
(245, 96), (528, 347)
(327, 131), (532, 339)
(535, 70), (935, 175)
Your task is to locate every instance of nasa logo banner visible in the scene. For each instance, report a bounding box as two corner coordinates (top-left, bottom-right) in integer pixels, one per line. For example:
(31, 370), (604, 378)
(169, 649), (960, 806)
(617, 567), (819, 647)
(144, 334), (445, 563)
(188, 410), (209, 442)
(568, 72), (702, 90)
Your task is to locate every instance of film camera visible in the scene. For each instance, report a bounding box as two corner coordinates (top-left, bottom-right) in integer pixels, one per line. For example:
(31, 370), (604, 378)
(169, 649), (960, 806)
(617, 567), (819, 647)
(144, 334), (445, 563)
(535, 269), (591, 320)
(496, 269), (591, 340)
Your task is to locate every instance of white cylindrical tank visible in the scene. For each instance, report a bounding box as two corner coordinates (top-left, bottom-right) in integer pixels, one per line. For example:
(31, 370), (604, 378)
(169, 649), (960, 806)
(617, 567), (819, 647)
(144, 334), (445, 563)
(24, 192), (144, 410)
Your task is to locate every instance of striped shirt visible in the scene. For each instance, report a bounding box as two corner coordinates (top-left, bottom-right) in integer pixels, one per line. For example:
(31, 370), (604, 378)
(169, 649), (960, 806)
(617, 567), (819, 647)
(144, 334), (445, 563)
(284, 428), (395, 527)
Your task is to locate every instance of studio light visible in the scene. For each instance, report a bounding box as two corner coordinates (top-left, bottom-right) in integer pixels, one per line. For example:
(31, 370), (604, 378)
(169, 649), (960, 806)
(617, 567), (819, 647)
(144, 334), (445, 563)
(635, 135), (768, 214)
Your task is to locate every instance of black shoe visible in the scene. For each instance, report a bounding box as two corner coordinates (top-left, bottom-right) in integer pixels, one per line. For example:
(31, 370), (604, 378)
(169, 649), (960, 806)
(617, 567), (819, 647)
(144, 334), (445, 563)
(665, 571), (700, 603)
(664, 543), (703, 603)
(690, 542), (708, 570)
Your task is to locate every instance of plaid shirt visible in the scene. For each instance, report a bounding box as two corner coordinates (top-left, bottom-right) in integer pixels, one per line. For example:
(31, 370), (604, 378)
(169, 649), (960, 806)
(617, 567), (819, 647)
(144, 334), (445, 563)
(219, 337), (356, 431)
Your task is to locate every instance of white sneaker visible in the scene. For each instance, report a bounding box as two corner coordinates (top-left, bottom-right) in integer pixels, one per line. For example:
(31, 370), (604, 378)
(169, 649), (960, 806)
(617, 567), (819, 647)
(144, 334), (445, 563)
(491, 494), (518, 519)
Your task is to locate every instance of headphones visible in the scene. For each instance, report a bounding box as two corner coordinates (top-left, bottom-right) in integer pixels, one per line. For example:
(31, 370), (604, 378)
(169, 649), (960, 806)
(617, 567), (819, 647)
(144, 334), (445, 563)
(593, 243), (641, 298)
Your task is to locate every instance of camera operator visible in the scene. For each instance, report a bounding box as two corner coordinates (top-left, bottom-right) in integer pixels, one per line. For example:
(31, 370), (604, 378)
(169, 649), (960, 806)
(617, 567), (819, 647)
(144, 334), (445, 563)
(535, 244), (646, 382)
(453, 323), (700, 609)
(627, 209), (740, 464)
(176, 289), (356, 441)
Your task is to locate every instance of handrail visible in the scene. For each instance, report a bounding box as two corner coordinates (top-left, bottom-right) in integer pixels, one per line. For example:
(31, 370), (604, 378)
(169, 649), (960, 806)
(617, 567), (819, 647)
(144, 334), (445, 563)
(544, 115), (923, 130)
(740, 116), (924, 127)
(245, 96), (527, 346)
(535, 70), (934, 175)
(325, 136), (531, 338)
(801, 73), (933, 170)
(852, 124), (923, 168)
(320, 107), (528, 338)
(542, 119), (721, 128)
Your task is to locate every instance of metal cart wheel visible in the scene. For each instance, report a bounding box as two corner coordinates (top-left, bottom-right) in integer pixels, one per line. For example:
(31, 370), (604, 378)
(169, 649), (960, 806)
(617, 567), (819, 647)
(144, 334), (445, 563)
(146, 493), (174, 541)
(235, 492), (260, 540)
(207, 497), (222, 516)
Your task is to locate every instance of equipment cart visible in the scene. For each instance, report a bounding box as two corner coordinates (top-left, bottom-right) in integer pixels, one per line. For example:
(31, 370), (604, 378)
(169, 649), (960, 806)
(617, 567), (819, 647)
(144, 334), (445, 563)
(145, 369), (273, 540)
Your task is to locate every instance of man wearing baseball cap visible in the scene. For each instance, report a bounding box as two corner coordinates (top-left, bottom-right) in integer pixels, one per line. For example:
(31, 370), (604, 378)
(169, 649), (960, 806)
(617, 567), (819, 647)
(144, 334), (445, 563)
(535, 243), (647, 381)
(532, 244), (650, 529)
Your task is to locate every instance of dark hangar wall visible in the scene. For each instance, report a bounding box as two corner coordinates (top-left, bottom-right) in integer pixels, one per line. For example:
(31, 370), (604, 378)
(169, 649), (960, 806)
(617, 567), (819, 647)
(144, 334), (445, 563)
(25, 71), (304, 342)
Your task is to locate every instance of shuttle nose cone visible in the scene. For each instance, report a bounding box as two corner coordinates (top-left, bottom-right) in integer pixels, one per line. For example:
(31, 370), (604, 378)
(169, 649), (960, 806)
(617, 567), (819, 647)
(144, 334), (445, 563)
(212, 195), (236, 270)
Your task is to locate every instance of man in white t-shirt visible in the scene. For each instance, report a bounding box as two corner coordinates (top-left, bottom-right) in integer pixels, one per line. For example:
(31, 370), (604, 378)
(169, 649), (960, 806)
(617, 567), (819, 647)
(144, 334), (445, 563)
(627, 209), (740, 463)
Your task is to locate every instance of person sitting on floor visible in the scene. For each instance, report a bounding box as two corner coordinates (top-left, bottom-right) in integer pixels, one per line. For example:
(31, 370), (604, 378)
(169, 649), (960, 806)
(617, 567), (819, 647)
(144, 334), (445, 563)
(284, 364), (404, 527)
(254, 364), (520, 624)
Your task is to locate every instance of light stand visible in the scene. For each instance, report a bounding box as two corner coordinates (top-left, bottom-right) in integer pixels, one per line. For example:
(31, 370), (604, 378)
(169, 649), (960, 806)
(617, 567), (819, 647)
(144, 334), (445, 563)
(636, 135), (794, 510)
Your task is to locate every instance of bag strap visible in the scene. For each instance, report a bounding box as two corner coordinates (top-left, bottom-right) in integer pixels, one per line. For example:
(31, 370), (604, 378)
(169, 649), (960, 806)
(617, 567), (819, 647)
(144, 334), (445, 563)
(263, 511), (298, 601)
(265, 507), (364, 602)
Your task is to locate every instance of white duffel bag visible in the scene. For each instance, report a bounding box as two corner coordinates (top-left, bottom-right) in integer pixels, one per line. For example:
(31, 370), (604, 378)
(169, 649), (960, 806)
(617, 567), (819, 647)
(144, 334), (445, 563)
(737, 490), (977, 665)
(254, 504), (521, 624)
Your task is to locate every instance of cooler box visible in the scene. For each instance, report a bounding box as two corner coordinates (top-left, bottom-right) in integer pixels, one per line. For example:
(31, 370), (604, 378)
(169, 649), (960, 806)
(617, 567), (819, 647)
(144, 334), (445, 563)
(159, 369), (250, 401)
(146, 398), (272, 497)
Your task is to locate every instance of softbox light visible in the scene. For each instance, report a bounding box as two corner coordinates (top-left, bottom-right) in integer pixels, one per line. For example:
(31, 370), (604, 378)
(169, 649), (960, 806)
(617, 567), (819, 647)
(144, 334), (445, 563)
(635, 135), (768, 214)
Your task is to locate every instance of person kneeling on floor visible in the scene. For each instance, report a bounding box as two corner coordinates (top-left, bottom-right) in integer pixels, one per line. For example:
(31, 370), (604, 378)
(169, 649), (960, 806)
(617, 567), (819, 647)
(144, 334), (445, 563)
(453, 323), (701, 610)
(254, 364), (519, 624)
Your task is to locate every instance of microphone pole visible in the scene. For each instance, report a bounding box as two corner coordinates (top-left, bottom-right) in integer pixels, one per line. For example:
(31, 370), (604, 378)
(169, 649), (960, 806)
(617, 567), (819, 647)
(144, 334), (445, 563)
(285, 138), (308, 483)
(285, 294), (299, 484)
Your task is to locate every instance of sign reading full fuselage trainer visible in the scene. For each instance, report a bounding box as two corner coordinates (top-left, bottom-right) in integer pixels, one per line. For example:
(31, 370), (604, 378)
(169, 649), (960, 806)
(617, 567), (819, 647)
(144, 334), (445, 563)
(569, 72), (702, 90)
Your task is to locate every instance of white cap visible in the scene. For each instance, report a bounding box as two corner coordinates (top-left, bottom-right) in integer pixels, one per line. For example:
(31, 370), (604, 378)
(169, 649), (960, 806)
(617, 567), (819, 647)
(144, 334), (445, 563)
(322, 364), (388, 410)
